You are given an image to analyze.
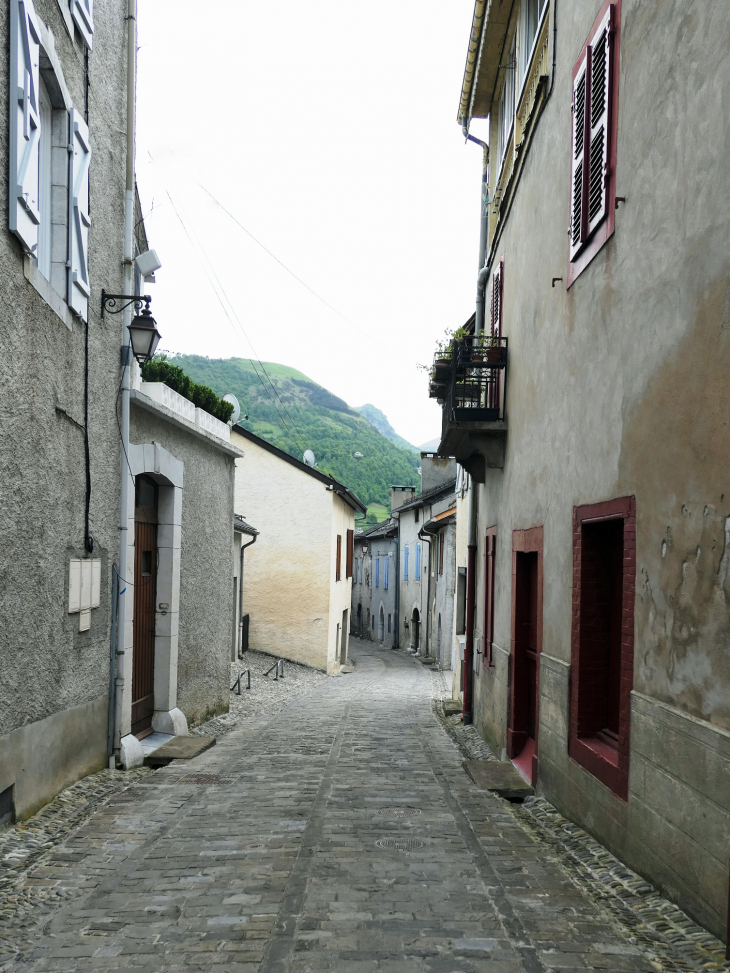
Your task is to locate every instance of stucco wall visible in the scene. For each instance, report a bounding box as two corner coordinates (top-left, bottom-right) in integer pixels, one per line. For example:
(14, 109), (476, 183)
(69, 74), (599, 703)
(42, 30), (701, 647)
(353, 535), (398, 645)
(130, 407), (235, 726)
(328, 493), (356, 668)
(232, 431), (339, 672)
(0, 0), (129, 818)
(397, 506), (430, 651)
(432, 523), (456, 668)
(465, 0), (730, 938)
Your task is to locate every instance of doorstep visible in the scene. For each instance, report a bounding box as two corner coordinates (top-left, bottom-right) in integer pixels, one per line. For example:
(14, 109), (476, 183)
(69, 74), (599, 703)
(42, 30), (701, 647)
(143, 735), (216, 767)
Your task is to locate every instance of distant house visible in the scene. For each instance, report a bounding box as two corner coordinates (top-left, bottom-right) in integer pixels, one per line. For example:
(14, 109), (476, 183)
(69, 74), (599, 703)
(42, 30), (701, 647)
(230, 427), (366, 672)
(352, 518), (398, 645)
(233, 516), (259, 660)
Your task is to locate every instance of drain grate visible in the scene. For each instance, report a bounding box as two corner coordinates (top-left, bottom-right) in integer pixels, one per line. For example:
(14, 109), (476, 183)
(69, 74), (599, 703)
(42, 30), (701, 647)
(376, 806), (421, 818)
(176, 774), (236, 785)
(375, 837), (425, 851)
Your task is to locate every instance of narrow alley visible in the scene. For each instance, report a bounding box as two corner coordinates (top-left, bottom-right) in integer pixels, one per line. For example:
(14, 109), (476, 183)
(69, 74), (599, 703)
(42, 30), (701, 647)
(4, 640), (720, 973)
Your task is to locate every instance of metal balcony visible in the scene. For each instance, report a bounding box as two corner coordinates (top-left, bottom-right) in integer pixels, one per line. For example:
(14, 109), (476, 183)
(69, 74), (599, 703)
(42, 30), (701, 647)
(429, 336), (508, 480)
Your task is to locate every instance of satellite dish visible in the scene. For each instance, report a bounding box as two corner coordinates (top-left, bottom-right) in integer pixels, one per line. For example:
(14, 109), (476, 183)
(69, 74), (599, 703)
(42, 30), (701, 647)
(223, 394), (240, 425)
(303, 449), (316, 467)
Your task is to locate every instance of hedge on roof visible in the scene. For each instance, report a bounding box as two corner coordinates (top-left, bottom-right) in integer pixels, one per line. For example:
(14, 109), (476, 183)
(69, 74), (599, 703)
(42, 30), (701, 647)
(141, 359), (234, 424)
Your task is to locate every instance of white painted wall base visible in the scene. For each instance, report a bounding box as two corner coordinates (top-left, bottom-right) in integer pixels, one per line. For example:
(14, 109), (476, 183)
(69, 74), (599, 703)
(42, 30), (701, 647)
(119, 734), (144, 770)
(152, 707), (188, 736)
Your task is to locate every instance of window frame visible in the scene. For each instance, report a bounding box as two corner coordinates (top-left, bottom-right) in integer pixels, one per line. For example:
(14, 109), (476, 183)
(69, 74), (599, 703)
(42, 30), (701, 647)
(566, 0), (622, 288)
(336, 534), (341, 581)
(346, 529), (354, 578)
(495, 28), (517, 180)
(569, 496), (635, 801)
(518, 0), (549, 96)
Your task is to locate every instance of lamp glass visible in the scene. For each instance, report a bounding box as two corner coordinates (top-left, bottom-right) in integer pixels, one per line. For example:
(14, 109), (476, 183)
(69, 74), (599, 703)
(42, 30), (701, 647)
(128, 311), (161, 364)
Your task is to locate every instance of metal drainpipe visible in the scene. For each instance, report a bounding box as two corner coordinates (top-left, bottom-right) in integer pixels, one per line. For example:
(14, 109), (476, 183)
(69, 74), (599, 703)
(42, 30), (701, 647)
(113, 0), (137, 765)
(461, 126), (490, 725)
(238, 533), (257, 655)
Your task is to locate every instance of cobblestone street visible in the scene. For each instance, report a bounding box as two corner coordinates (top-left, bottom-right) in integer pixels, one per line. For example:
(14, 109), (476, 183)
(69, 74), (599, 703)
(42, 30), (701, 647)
(2, 640), (728, 973)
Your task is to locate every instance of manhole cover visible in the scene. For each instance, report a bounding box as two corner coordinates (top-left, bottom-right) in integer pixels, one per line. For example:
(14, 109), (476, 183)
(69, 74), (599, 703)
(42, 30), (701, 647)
(375, 837), (425, 851)
(376, 806), (421, 818)
(177, 774), (235, 785)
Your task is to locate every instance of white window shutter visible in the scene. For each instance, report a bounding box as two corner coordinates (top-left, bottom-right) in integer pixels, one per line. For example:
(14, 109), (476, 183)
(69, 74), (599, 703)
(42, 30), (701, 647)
(67, 109), (91, 320)
(569, 51), (589, 261)
(71, 0), (94, 49)
(586, 5), (613, 236)
(8, 0), (42, 253)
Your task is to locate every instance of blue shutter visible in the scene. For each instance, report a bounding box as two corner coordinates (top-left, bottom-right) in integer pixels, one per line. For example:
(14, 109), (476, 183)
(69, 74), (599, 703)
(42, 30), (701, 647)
(404, 546), (409, 580)
(375, 557), (380, 587)
(416, 543), (421, 580)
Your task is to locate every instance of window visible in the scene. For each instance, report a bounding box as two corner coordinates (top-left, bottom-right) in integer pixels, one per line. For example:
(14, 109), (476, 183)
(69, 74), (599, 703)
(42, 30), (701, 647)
(496, 29), (517, 171)
(404, 546), (409, 581)
(37, 76), (52, 280)
(346, 529), (354, 578)
(438, 533), (445, 575)
(383, 557), (389, 590)
(568, 1), (621, 287)
(372, 615), (375, 630)
(519, 0), (548, 88)
(375, 557), (380, 588)
(388, 614), (391, 634)
(336, 534), (341, 581)
(415, 543), (421, 581)
(484, 528), (497, 666)
(570, 496), (635, 800)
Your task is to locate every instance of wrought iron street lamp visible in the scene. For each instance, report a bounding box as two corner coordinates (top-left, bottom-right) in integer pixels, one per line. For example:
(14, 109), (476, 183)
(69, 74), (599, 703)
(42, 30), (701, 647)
(101, 291), (161, 365)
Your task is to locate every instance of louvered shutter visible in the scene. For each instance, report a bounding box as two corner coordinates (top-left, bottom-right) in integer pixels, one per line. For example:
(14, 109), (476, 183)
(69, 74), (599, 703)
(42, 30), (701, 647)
(67, 109), (91, 319)
(416, 543), (421, 580)
(384, 557), (388, 590)
(9, 0), (42, 253)
(586, 6), (613, 236)
(491, 260), (503, 337)
(569, 51), (589, 261)
(346, 529), (354, 578)
(71, 0), (94, 49)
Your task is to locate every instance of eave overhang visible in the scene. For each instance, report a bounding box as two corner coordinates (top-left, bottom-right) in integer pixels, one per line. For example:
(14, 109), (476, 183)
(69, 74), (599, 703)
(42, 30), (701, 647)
(457, 0), (513, 125)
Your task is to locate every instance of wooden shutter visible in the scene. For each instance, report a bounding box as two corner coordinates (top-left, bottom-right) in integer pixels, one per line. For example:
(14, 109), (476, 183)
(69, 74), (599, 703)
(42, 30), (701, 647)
(485, 530), (497, 666)
(71, 0), (94, 49)
(336, 534), (341, 581)
(346, 529), (354, 578)
(491, 261), (504, 337)
(569, 51), (589, 260)
(67, 109), (91, 320)
(9, 0), (42, 253)
(586, 6), (613, 236)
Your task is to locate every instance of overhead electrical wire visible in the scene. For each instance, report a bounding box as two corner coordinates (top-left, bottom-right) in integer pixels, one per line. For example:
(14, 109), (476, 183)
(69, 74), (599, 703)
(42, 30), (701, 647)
(165, 192), (309, 456)
(199, 184), (377, 343)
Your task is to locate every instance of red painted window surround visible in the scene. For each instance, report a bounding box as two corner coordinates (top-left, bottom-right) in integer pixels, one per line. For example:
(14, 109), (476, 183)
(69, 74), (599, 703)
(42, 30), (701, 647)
(484, 527), (497, 669)
(569, 496), (636, 801)
(566, 0), (622, 289)
(508, 526), (544, 788)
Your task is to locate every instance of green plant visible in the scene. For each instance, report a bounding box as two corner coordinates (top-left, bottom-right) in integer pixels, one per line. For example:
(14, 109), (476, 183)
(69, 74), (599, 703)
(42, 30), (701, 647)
(141, 359), (234, 423)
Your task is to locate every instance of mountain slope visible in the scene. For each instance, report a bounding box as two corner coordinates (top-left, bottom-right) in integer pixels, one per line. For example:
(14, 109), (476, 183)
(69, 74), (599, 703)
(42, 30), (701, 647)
(355, 404), (418, 453)
(169, 356), (420, 512)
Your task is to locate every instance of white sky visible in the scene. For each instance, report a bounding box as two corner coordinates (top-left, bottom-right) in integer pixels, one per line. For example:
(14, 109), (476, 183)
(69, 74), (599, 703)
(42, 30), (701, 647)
(136, 0), (488, 448)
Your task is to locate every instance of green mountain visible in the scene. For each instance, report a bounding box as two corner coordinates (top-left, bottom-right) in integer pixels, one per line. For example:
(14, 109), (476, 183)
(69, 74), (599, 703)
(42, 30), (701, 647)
(169, 356), (420, 518)
(355, 404), (418, 453)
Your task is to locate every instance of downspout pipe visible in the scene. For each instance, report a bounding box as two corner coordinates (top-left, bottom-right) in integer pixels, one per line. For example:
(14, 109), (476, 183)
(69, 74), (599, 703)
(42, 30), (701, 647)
(113, 0), (137, 764)
(460, 125), (490, 725)
(238, 532), (257, 657)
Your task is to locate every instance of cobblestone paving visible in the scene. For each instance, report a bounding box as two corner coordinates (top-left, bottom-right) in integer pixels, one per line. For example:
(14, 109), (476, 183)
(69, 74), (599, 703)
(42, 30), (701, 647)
(1, 640), (727, 972)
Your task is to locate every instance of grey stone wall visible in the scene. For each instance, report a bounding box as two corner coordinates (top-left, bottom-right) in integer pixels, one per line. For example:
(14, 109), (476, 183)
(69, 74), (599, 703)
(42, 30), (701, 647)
(130, 405), (235, 726)
(0, 0), (129, 816)
(352, 534), (398, 645)
(464, 0), (730, 939)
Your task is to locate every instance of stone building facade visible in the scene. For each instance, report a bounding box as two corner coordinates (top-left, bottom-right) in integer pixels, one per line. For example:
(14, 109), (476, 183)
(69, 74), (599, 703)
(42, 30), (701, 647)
(230, 426), (366, 673)
(0, 0), (131, 821)
(439, 0), (730, 939)
(352, 520), (398, 645)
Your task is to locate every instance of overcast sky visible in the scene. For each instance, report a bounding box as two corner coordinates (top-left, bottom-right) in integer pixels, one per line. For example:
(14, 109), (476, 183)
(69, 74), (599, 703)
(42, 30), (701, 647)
(136, 0), (487, 449)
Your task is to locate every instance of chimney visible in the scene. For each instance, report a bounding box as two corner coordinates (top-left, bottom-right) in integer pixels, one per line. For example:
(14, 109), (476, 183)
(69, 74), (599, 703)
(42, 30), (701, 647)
(420, 453), (456, 494)
(391, 485), (416, 516)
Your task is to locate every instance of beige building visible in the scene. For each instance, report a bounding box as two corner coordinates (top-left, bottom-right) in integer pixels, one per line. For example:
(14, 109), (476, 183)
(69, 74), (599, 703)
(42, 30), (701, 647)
(231, 427), (366, 673)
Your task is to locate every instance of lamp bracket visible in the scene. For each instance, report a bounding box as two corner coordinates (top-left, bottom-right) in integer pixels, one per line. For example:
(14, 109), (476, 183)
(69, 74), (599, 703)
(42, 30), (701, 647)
(101, 290), (151, 318)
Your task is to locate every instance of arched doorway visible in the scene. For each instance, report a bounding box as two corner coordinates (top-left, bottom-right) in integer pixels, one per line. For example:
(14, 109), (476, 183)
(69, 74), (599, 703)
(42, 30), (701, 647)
(378, 606), (385, 641)
(132, 474), (158, 737)
(411, 607), (420, 651)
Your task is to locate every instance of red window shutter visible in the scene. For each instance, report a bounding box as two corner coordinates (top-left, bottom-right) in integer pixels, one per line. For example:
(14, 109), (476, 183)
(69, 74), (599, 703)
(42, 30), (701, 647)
(586, 5), (614, 236)
(485, 529), (497, 666)
(346, 529), (354, 578)
(569, 51), (590, 261)
(491, 260), (504, 337)
(336, 534), (342, 581)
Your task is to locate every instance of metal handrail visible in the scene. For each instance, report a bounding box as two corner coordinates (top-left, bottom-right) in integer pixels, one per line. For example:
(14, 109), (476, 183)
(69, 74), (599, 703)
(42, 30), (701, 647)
(231, 669), (251, 694)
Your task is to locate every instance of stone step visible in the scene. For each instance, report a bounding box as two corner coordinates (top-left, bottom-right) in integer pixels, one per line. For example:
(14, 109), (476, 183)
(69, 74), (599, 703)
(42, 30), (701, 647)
(463, 759), (534, 801)
(144, 735), (216, 767)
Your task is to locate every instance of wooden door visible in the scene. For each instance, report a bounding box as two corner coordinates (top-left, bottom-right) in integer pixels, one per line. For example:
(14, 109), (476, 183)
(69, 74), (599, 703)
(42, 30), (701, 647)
(132, 518), (157, 737)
